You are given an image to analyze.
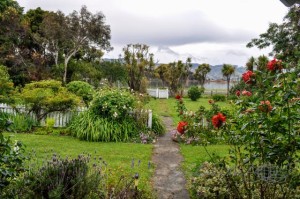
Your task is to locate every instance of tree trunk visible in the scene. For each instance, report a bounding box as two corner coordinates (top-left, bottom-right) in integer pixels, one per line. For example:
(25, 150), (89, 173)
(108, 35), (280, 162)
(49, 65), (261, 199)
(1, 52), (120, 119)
(227, 77), (230, 97)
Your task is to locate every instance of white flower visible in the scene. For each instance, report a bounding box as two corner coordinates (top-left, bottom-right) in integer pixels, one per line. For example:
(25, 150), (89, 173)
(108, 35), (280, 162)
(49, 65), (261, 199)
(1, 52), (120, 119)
(14, 141), (20, 154)
(113, 112), (118, 118)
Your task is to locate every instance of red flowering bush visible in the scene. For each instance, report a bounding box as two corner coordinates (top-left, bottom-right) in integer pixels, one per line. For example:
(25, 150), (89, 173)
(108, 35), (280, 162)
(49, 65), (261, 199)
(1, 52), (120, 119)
(267, 58), (282, 71)
(241, 90), (252, 97)
(242, 70), (254, 84)
(211, 113), (226, 129)
(177, 121), (188, 134)
(258, 100), (272, 112)
(236, 90), (240, 97)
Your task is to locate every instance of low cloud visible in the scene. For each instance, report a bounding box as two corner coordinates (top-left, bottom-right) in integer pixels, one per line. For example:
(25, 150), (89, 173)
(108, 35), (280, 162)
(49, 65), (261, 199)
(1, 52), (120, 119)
(110, 11), (256, 46)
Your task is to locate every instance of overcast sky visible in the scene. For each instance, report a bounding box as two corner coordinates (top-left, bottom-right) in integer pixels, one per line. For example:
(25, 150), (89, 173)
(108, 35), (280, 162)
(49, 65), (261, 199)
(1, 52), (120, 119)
(17, 0), (289, 66)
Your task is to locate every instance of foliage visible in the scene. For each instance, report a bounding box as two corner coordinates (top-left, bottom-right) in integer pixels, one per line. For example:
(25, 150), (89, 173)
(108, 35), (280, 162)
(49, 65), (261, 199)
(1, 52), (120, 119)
(195, 59), (300, 198)
(194, 63), (211, 88)
(69, 111), (141, 142)
(123, 44), (154, 93)
(98, 60), (128, 86)
(189, 161), (300, 199)
(0, 112), (37, 132)
(20, 80), (80, 122)
(2, 132), (154, 197)
(67, 80), (95, 107)
(68, 61), (102, 86)
(3, 154), (106, 198)
(173, 97), (229, 145)
(0, 65), (15, 104)
(189, 162), (229, 198)
(187, 86), (204, 101)
(155, 59), (192, 96)
(37, 6), (112, 83)
(211, 94), (226, 102)
(247, 5), (300, 66)
(221, 64), (235, 96)
(0, 133), (27, 192)
(151, 114), (166, 136)
(91, 88), (137, 120)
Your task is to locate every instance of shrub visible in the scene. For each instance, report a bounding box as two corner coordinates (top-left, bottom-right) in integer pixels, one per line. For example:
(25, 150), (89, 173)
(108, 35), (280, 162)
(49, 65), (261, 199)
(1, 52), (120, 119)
(189, 162), (229, 198)
(212, 94), (226, 102)
(2, 154), (106, 198)
(0, 112), (37, 132)
(69, 111), (141, 142)
(151, 114), (165, 136)
(190, 161), (300, 199)
(66, 81), (95, 107)
(0, 133), (27, 192)
(20, 80), (81, 122)
(187, 86), (204, 101)
(90, 88), (136, 121)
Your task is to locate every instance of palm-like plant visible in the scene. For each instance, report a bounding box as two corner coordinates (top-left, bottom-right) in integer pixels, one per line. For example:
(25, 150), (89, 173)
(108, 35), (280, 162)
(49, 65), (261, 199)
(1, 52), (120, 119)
(222, 64), (235, 96)
(246, 56), (255, 71)
(194, 63), (211, 88)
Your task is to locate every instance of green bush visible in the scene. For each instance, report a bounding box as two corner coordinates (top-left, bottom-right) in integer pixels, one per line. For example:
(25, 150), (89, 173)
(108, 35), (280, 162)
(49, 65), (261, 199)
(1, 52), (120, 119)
(0, 133), (27, 192)
(66, 81), (95, 107)
(90, 88), (136, 121)
(151, 114), (165, 136)
(187, 86), (204, 101)
(20, 80), (81, 122)
(189, 162), (300, 199)
(0, 112), (37, 132)
(69, 111), (141, 142)
(2, 154), (106, 198)
(212, 94), (226, 102)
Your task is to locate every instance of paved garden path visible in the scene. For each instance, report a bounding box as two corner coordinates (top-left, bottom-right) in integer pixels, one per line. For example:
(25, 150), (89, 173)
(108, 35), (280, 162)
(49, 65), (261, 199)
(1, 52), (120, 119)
(152, 116), (190, 199)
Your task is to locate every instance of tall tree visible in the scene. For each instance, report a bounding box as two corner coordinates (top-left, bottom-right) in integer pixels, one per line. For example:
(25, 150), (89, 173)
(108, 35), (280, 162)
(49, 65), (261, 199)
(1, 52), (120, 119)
(38, 6), (112, 83)
(123, 44), (154, 93)
(165, 60), (186, 96)
(247, 5), (300, 66)
(154, 64), (169, 87)
(98, 60), (128, 86)
(222, 64), (235, 96)
(194, 63), (211, 88)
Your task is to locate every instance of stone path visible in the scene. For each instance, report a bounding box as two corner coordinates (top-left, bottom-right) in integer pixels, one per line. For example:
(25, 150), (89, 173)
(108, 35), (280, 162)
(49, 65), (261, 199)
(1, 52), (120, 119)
(152, 117), (190, 199)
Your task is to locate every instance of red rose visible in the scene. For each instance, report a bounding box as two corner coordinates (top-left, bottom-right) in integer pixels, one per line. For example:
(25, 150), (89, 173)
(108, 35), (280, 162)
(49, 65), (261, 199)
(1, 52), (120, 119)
(175, 95), (181, 100)
(236, 90), (240, 97)
(177, 121), (188, 134)
(258, 100), (272, 112)
(267, 58), (282, 71)
(242, 90), (252, 97)
(211, 113), (226, 129)
(242, 70), (254, 84)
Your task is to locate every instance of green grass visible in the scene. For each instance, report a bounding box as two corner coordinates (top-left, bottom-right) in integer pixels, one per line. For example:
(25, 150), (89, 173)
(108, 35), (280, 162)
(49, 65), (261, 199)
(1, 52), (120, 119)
(145, 96), (232, 124)
(3, 132), (154, 195)
(180, 144), (230, 179)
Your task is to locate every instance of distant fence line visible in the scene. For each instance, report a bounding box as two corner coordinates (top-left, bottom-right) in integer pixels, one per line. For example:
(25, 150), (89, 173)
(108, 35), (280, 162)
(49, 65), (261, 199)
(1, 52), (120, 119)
(0, 103), (152, 128)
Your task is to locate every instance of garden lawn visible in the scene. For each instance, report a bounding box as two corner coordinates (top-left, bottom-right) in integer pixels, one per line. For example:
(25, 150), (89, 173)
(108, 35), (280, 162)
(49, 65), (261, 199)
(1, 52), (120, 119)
(3, 133), (154, 196)
(179, 144), (230, 179)
(145, 96), (232, 124)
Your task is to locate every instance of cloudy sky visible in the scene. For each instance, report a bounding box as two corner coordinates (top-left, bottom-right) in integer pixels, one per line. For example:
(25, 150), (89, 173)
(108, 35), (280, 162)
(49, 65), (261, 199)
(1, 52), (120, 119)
(17, 0), (289, 66)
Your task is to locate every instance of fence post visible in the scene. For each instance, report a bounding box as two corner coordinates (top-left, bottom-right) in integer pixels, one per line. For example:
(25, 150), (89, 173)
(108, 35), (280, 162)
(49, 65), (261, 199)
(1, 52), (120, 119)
(148, 109), (152, 129)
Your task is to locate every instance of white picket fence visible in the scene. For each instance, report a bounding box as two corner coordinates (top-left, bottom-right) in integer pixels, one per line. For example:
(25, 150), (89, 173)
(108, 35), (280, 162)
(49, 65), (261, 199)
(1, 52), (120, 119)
(0, 103), (152, 128)
(147, 88), (169, 99)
